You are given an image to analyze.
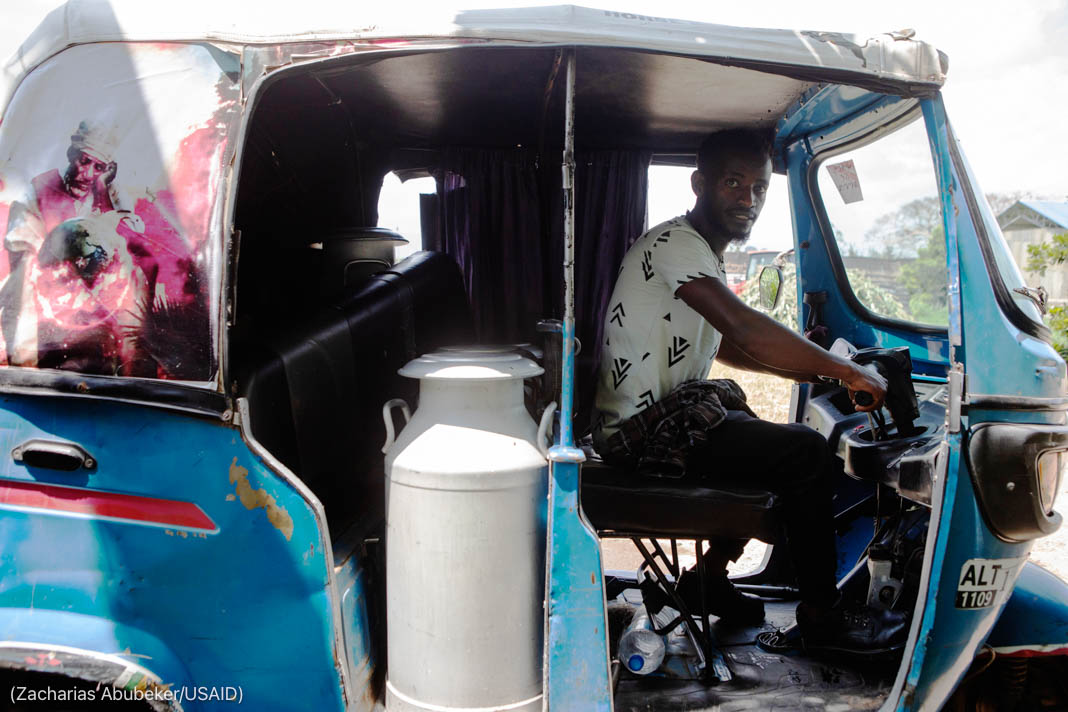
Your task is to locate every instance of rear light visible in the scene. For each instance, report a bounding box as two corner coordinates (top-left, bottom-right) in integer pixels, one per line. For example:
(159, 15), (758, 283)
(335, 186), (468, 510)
(1037, 449), (1066, 515)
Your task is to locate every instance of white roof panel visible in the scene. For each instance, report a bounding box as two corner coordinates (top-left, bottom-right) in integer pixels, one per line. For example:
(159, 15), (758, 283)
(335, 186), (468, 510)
(3, 2), (946, 119)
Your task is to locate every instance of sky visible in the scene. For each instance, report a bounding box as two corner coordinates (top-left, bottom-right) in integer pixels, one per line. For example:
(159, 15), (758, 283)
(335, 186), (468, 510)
(3, 0), (1066, 254)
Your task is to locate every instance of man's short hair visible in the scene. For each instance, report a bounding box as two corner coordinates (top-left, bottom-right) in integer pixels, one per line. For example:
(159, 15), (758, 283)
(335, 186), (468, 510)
(696, 128), (773, 175)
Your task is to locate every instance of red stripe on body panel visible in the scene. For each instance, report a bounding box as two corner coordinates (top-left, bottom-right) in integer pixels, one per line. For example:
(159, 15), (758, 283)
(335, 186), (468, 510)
(993, 645), (1068, 658)
(0, 479), (216, 531)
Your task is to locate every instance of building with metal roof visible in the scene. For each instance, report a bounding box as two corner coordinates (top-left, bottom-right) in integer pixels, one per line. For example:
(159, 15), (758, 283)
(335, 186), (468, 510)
(998, 200), (1068, 306)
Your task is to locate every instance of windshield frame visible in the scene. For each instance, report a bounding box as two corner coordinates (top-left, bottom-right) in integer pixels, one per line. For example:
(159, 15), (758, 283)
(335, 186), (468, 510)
(805, 104), (950, 337)
(944, 121), (1051, 342)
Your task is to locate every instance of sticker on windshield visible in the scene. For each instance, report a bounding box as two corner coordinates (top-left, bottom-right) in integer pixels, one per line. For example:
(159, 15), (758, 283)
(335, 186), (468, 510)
(825, 159), (864, 204)
(956, 557), (1025, 609)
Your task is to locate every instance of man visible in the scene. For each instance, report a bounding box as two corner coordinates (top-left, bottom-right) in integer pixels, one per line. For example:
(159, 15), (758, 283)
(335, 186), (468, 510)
(7, 120), (120, 254)
(593, 128), (907, 652)
(0, 120), (149, 373)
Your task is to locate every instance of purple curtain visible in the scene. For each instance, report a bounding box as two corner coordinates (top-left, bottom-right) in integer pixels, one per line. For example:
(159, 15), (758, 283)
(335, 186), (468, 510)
(438, 148), (547, 343)
(571, 150), (651, 431)
(438, 147), (650, 429)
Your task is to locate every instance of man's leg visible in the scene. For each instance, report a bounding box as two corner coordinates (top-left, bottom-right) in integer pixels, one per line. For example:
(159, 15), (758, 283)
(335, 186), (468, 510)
(684, 410), (908, 652)
(700, 536), (747, 574)
(674, 535), (763, 624)
(684, 409), (839, 607)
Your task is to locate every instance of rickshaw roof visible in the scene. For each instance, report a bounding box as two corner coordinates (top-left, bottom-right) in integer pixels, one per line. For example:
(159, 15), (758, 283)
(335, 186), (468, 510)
(3, 1), (947, 119)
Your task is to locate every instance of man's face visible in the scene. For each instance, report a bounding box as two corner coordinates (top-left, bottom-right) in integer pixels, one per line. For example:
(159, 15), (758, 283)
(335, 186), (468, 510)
(696, 150), (772, 244)
(66, 150), (110, 199)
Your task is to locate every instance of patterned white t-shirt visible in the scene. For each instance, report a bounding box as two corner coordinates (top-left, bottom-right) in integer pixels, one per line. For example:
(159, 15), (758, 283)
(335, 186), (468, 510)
(593, 215), (725, 441)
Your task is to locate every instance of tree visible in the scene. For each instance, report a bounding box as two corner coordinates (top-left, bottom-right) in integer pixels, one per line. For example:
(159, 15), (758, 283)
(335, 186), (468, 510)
(859, 192), (1036, 259)
(1049, 308), (1068, 360)
(899, 227), (948, 324)
(1026, 232), (1068, 276)
(855, 192), (1037, 324)
(1025, 232), (1068, 359)
(863, 196), (940, 257)
(860, 196), (947, 322)
(739, 262), (908, 329)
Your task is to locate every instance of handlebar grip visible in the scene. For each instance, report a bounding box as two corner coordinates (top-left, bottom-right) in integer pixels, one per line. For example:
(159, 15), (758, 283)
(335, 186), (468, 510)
(855, 391), (874, 407)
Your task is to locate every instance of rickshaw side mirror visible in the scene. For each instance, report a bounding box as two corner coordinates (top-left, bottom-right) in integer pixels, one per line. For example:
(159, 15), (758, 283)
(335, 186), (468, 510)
(758, 265), (783, 311)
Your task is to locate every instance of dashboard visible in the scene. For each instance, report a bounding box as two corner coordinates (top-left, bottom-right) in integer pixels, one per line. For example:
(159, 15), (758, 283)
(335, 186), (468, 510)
(799, 379), (947, 506)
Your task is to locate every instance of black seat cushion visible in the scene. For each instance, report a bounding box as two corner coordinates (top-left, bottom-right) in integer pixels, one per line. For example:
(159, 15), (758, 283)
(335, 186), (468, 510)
(237, 250), (473, 533)
(581, 458), (782, 542)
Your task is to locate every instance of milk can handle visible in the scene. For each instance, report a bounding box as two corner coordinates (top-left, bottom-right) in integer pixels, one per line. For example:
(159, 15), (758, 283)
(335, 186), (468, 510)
(538, 401), (557, 457)
(381, 399), (412, 454)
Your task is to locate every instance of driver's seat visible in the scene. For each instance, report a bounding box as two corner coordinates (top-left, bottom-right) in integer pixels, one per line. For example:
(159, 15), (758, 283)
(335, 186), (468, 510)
(581, 459), (781, 541)
(580, 451), (784, 681)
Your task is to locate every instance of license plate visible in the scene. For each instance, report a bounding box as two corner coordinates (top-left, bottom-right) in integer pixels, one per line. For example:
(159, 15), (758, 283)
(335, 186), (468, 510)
(955, 557), (1025, 609)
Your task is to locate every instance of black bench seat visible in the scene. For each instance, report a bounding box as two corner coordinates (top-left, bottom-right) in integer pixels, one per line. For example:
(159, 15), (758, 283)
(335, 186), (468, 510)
(236, 251), (474, 534)
(580, 457), (782, 543)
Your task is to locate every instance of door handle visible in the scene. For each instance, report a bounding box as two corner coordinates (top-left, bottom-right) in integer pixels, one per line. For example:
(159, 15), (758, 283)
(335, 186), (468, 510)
(12, 440), (96, 471)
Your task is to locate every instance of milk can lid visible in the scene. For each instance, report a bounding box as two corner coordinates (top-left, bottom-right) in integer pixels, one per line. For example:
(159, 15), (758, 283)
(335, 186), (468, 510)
(399, 347), (544, 381)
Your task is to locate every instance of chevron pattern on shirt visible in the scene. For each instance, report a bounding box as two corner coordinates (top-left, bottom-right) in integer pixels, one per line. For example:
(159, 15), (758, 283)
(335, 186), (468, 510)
(641, 250), (654, 281)
(611, 357), (632, 389)
(667, 336), (690, 367)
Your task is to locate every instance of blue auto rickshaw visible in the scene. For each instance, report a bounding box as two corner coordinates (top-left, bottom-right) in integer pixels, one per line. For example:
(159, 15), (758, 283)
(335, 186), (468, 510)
(0, 2), (1065, 710)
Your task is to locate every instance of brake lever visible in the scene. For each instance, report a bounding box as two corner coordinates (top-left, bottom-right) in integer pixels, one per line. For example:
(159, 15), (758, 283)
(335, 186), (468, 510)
(852, 389), (888, 439)
(867, 409), (888, 441)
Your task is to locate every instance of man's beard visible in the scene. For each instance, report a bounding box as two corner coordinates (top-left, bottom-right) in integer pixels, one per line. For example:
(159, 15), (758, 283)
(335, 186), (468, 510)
(63, 164), (91, 199)
(702, 194), (753, 245)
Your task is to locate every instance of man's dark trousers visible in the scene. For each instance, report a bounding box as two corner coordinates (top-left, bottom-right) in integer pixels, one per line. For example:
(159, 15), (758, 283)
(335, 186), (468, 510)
(686, 409), (840, 608)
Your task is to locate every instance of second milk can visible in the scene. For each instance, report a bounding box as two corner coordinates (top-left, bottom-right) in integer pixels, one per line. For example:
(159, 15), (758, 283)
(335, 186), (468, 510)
(381, 347), (553, 712)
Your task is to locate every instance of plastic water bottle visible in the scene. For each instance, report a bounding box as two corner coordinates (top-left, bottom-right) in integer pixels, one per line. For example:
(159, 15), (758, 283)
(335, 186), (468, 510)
(617, 605), (666, 675)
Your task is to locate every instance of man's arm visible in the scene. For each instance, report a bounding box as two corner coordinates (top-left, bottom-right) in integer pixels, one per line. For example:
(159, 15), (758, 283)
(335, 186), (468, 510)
(93, 162), (118, 213)
(677, 276), (886, 410)
(715, 337), (818, 382)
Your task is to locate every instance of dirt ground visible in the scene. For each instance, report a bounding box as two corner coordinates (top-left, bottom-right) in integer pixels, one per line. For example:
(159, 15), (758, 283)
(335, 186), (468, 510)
(600, 363), (1068, 583)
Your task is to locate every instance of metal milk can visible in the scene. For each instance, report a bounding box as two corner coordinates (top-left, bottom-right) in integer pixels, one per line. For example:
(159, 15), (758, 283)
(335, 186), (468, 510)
(381, 347), (554, 712)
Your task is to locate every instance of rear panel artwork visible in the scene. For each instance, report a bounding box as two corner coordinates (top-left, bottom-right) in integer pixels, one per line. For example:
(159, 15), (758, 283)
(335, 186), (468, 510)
(0, 43), (238, 380)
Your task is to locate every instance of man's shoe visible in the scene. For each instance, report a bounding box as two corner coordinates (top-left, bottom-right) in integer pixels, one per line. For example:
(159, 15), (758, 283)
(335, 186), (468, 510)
(796, 601), (908, 656)
(675, 569), (765, 625)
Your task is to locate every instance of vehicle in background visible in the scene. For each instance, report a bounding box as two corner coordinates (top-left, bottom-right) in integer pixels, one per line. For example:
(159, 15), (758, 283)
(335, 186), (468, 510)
(727, 248), (779, 294)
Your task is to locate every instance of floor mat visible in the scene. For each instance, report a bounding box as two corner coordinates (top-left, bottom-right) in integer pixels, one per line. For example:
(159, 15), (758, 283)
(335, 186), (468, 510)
(613, 601), (897, 711)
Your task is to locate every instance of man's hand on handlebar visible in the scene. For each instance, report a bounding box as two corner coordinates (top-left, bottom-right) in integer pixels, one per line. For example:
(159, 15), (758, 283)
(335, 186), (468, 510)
(840, 363), (887, 412)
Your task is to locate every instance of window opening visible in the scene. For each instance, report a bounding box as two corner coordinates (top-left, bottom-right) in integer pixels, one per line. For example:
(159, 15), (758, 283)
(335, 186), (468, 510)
(377, 172), (434, 262)
(815, 118), (948, 327)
